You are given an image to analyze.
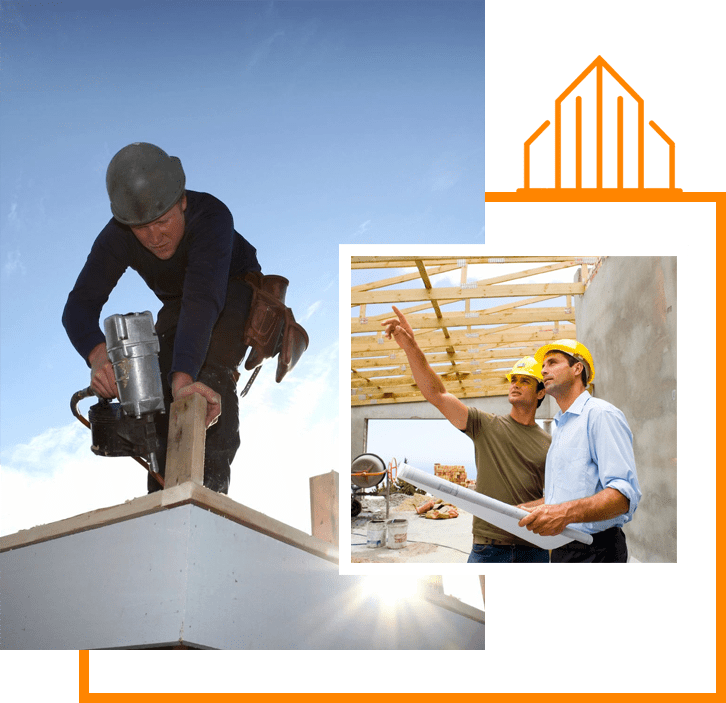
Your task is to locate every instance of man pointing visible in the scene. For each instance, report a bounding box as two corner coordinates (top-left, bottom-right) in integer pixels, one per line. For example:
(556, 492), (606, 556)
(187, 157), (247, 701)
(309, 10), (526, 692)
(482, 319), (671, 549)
(382, 306), (551, 563)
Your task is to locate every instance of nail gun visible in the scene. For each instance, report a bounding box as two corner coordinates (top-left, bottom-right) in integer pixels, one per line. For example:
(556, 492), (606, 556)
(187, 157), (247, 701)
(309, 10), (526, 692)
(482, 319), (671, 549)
(71, 311), (166, 487)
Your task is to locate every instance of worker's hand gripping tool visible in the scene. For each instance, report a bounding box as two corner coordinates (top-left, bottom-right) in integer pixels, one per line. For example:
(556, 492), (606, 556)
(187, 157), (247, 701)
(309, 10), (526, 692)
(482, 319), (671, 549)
(71, 312), (166, 487)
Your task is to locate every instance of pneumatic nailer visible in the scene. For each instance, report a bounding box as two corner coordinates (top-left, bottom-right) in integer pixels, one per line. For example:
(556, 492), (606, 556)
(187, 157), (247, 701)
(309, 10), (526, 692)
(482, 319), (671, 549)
(71, 311), (166, 488)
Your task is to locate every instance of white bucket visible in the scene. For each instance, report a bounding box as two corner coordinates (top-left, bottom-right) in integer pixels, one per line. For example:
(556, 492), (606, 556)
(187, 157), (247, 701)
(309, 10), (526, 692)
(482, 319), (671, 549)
(366, 519), (386, 548)
(386, 518), (408, 549)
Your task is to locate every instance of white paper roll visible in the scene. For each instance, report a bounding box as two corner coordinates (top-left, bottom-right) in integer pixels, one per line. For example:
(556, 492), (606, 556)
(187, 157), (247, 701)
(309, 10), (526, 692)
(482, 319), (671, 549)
(398, 463), (593, 549)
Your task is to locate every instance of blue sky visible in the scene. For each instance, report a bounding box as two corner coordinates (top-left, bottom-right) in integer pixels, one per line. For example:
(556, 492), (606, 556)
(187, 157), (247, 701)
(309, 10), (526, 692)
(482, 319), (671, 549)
(0, 0), (484, 540)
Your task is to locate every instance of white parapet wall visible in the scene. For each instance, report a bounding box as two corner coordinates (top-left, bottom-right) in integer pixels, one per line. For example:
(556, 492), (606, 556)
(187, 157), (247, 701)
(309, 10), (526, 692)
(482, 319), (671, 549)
(0, 483), (484, 649)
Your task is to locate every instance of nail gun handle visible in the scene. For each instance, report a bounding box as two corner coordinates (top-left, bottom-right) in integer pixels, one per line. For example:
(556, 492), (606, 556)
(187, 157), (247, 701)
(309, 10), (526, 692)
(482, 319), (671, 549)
(70, 386), (101, 429)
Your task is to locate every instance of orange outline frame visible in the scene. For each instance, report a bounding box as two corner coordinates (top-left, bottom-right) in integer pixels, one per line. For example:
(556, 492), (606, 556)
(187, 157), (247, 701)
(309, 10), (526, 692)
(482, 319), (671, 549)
(79, 626), (723, 699)
(78, 49), (721, 699)
(78, 649), (485, 699)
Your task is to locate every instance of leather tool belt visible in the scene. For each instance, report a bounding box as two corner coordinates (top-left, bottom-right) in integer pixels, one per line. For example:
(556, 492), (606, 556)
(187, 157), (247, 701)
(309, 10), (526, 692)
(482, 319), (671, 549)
(240, 272), (309, 394)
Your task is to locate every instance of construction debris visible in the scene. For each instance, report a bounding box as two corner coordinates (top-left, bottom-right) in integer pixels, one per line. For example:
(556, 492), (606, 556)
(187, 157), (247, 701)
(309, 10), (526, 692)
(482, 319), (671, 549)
(397, 493), (436, 512)
(416, 500), (435, 514)
(434, 463), (474, 488)
(422, 504), (459, 520)
(387, 477), (425, 495)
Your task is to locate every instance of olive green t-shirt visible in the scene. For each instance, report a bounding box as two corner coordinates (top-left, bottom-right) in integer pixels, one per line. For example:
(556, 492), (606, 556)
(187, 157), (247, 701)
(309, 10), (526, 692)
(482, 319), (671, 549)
(464, 408), (551, 545)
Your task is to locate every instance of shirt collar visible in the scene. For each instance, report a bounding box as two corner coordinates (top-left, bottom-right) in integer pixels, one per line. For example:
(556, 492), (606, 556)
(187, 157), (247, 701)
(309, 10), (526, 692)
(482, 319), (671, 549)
(553, 390), (591, 424)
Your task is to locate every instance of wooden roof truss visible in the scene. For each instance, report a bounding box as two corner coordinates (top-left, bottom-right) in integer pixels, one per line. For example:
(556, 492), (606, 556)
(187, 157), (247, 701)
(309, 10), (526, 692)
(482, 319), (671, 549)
(351, 256), (602, 406)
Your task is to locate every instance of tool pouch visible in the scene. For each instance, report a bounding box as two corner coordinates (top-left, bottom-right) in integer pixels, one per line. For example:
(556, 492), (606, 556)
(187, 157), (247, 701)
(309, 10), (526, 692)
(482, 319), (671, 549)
(276, 306), (309, 383)
(242, 272), (309, 383)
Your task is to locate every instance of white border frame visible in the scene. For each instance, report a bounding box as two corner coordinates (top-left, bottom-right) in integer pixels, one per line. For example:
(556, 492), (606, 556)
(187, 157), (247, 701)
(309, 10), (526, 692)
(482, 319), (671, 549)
(339, 244), (689, 576)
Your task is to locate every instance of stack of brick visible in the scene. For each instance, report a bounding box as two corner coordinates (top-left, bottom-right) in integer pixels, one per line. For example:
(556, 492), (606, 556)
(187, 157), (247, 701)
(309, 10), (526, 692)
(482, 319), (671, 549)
(433, 463), (468, 487)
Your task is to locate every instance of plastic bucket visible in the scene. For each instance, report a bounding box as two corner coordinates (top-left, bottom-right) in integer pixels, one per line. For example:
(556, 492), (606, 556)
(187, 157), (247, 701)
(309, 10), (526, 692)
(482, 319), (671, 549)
(386, 518), (408, 549)
(366, 519), (386, 548)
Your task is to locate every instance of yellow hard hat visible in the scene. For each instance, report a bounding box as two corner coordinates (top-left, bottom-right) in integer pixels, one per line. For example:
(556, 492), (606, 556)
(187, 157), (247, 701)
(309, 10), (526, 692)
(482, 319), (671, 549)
(535, 339), (595, 385)
(506, 356), (544, 383)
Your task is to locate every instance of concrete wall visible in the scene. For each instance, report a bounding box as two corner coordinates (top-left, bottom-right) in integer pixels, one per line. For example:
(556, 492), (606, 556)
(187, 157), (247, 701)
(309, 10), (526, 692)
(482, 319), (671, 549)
(576, 257), (676, 562)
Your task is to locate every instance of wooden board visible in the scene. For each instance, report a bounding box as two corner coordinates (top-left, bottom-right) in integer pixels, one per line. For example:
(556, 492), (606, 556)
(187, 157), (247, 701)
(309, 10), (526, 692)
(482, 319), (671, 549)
(165, 393), (206, 488)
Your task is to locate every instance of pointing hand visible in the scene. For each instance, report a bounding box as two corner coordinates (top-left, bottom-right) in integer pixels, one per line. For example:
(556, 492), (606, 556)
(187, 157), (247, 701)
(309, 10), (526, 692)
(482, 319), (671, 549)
(381, 306), (415, 348)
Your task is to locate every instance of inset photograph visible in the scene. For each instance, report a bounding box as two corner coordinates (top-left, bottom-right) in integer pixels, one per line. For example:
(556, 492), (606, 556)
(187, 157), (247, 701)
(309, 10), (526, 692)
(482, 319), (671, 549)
(350, 255), (675, 564)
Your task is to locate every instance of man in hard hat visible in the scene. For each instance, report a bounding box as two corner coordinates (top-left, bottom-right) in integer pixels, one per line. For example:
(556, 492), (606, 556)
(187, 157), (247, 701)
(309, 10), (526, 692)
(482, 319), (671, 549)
(62, 142), (261, 494)
(518, 339), (641, 562)
(382, 306), (551, 563)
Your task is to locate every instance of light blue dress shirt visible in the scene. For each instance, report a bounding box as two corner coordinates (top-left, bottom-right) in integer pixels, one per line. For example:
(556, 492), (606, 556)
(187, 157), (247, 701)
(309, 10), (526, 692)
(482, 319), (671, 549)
(544, 391), (641, 534)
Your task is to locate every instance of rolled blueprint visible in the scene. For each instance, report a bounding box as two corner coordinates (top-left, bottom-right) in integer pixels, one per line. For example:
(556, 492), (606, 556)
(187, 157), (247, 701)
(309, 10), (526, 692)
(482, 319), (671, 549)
(398, 463), (593, 549)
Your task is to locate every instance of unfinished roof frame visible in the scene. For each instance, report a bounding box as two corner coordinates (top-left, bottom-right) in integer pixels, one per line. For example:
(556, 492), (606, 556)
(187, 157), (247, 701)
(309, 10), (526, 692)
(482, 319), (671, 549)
(351, 256), (602, 406)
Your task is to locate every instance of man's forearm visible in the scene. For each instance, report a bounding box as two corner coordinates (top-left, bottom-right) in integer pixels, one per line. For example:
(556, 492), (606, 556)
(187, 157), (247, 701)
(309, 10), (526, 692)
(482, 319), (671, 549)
(561, 487), (630, 525)
(398, 337), (448, 408)
(519, 488), (628, 536)
(383, 306), (467, 429)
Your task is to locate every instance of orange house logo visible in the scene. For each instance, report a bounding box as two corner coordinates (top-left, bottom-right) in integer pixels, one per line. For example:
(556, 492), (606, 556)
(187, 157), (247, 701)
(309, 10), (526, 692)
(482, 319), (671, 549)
(522, 56), (679, 193)
(486, 56), (723, 211)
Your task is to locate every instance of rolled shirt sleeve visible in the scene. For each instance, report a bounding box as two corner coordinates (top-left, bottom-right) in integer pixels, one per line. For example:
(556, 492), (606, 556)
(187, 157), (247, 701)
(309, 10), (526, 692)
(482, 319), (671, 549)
(589, 402), (641, 522)
(544, 392), (641, 534)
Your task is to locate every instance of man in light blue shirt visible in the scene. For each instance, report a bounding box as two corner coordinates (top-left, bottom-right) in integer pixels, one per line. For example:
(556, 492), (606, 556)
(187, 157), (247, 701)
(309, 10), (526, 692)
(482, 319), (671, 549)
(518, 340), (641, 562)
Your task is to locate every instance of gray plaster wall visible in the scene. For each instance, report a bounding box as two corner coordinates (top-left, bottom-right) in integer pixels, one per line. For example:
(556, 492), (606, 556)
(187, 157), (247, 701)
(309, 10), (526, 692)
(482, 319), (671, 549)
(575, 257), (676, 562)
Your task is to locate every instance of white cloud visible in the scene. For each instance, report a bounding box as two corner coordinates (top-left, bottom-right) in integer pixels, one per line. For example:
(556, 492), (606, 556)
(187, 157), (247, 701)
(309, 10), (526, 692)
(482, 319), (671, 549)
(353, 220), (371, 239)
(1, 345), (340, 540)
(0, 422), (143, 537)
(230, 342), (339, 533)
(322, 276), (337, 293)
(247, 30), (286, 71)
(301, 299), (322, 321)
(3, 249), (26, 276)
(428, 152), (463, 192)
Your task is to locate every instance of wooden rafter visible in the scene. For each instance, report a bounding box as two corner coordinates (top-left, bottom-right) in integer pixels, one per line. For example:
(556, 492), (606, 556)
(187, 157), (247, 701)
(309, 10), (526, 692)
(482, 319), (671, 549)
(351, 256), (601, 406)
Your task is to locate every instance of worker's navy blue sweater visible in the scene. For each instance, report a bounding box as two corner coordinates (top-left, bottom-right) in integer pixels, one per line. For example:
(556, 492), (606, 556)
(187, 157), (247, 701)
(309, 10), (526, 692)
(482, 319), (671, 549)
(62, 190), (261, 381)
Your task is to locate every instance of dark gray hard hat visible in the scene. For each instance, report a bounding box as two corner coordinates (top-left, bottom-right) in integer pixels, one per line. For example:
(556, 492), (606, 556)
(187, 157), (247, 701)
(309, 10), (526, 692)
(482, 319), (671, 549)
(106, 142), (186, 226)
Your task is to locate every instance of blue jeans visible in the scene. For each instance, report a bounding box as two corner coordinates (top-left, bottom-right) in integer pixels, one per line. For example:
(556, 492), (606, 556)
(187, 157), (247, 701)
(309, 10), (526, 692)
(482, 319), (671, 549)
(467, 543), (550, 563)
